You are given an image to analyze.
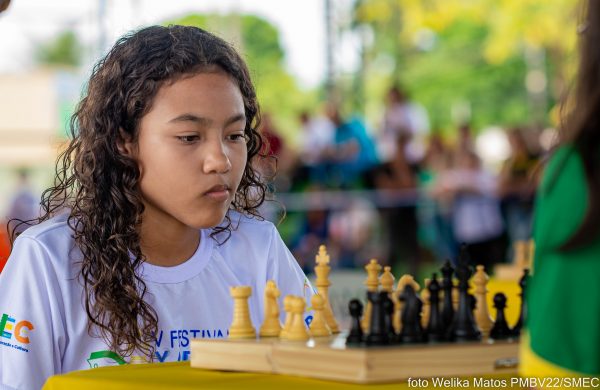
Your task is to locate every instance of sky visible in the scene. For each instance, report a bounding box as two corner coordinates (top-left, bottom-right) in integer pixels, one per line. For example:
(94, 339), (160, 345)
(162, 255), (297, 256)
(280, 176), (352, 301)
(0, 0), (353, 87)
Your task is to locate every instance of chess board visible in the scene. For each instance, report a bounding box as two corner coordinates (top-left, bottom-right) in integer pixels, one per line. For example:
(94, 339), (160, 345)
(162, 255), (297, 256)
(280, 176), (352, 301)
(190, 334), (519, 384)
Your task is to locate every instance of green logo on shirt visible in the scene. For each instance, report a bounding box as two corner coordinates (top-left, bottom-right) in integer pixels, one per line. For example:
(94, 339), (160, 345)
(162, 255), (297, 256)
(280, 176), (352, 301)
(87, 350), (126, 368)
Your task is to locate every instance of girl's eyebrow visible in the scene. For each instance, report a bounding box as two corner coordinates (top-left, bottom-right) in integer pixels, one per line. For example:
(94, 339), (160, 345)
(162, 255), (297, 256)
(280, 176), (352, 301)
(168, 113), (246, 126)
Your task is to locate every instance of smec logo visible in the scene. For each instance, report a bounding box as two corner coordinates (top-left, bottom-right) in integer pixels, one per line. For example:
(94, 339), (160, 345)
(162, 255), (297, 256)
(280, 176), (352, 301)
(0, 313), (34, 344)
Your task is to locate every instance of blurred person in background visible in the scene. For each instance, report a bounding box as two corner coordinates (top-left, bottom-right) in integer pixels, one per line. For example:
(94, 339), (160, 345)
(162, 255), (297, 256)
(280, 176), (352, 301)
(288, 184), (331, 274)
(6, 169), (40, 237)
(420, 134), (457, 261)
(374, 134), (421, 275)
(522, 0), (600, 378)
(432, 149), (506, 270)
(498, 128), (540, 245)
(292, 110), (336, 188)
(378, 85), (430, 164)
(328, 197), (379, 268)
(456, 123), (475, 155)
(325, 103), (379, 189)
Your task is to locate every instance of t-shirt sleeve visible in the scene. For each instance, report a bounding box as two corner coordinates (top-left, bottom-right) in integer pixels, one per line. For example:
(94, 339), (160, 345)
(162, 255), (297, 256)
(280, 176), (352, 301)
(265, 225), (315, 324)
(0, 236), (66, 390)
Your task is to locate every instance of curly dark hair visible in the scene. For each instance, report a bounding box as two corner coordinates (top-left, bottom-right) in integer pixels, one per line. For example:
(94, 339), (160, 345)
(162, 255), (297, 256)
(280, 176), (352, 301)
(10, 25), (266, 359)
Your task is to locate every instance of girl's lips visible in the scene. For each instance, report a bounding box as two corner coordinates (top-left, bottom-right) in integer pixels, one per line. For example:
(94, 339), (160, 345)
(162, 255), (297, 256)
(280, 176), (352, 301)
(204, 184), (229, 193)
(203, 185), (230, 201)
(204, 190), (229, 201)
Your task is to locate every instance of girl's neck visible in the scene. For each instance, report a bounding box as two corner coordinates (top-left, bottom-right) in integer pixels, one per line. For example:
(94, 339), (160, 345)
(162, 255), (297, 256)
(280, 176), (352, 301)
(139, 212), (201, 267)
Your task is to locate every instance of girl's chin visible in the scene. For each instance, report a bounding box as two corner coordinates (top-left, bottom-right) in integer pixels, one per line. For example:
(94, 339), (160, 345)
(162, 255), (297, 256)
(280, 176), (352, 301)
(185, 212), (228, 230)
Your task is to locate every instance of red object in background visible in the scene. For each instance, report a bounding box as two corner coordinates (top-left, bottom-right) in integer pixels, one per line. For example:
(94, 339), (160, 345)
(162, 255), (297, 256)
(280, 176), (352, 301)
(0, 227), (10, 273)
(261, 131), (283, 157)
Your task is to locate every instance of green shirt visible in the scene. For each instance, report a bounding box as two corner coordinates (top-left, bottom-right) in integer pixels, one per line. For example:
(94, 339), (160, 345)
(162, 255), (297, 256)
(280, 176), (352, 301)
(527, 144), (600, 375)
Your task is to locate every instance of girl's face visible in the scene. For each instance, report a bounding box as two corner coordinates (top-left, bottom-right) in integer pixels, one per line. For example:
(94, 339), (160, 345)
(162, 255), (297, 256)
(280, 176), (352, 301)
(130, 71), (248, 229)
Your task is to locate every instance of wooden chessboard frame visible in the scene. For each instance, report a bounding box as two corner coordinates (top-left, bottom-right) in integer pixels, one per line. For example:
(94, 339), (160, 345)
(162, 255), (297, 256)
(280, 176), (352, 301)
(190, 334), (519, 384)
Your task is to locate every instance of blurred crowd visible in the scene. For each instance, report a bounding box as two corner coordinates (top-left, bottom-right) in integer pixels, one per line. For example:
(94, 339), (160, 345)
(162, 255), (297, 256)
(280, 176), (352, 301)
(1, 85), (544, 279)
(259, 86), (543, 278)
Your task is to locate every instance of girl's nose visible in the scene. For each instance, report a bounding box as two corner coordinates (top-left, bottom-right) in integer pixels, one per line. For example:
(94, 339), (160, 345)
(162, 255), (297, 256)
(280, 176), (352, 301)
(203, 141), (232, 174)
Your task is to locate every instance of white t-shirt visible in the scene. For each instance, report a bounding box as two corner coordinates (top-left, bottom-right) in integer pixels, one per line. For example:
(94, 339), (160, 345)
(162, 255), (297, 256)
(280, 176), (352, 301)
(299, 117), (335, 165)
(443, 169), (504, 243)
(0, 212), (313, 390)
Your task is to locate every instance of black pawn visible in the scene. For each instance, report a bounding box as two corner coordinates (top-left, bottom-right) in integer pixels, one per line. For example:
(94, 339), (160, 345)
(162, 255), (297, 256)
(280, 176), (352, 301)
(440, 261), (455, 332)
(490, 293), (512, 340)
(345, 299), (364, 345)
(399, 285), (425, 343)
(382, 293), (397, 343)
(447, 259), (481, 341)
(511, 268), (530, 337)
(366, 291), (390, 346)
(426, 274), (445, 342)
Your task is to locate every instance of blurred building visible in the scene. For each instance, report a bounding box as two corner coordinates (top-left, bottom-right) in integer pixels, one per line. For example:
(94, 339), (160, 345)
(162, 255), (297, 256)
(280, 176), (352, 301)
(0, 68), (77, 215)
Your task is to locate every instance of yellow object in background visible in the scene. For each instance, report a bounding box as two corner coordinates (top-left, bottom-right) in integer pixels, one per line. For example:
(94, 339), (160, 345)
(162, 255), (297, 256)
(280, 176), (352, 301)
(486, 278), (521, 327)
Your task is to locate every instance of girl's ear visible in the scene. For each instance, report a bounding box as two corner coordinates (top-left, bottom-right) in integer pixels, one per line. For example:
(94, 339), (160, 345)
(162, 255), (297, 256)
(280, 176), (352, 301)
(117, 128), (136, 157)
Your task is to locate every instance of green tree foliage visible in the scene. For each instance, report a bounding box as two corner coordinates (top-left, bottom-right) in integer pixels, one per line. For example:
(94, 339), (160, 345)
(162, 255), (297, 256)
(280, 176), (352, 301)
(166, 13), (319, 143)
(353, 0), (577, 132)
(35, 31), (82, 67)
(400, 21), (529, 131)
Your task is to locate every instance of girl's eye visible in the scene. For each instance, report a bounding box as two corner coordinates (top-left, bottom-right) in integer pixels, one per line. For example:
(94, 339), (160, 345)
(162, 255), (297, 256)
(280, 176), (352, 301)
(177, 135), (199, 144)
(228, 133), (248, 142)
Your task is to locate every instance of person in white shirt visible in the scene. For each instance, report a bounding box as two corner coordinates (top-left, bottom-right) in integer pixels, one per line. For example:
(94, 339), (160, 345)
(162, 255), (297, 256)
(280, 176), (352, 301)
(379, 86), (430, 164)
(0, 26), (313, 390)
(431, 149), (506, 269)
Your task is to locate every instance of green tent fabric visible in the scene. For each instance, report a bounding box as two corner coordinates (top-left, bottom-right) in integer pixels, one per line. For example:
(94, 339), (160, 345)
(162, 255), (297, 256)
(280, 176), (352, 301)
(526, 144), (600, 375)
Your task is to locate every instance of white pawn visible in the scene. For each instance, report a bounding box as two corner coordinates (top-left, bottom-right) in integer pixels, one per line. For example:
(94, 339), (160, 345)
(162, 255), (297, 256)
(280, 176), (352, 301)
(309, 294), (332, 337)
(287, 297), (310, 341)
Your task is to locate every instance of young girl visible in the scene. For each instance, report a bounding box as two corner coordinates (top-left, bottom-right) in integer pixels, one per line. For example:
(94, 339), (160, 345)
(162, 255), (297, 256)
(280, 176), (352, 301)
(521, 0), (600, 379)
(0, 25), (313, 389)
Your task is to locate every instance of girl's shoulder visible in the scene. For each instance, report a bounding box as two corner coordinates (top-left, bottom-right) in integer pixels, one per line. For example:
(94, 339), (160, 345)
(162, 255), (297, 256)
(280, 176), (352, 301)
(12, 213), (77, 271)
(213, 211), (280, 251)
(222, 211), (277, 241)
(19, 212), (71, 239)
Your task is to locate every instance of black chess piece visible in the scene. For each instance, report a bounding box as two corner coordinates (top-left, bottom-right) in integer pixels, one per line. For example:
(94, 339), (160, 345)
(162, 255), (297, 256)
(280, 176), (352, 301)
(469, 293), (477, 312)
(511, 268), (530, 337)
(345, 299), (364, 345)
(399, 285), (425, 343)
(366, 291), (390, 346)
(490, 292), (512, 340)
(447, 257), (481, 342)
(382, 293), (397, 343)
(440, 261), (455, 332)
(426, 274), (445, 342)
